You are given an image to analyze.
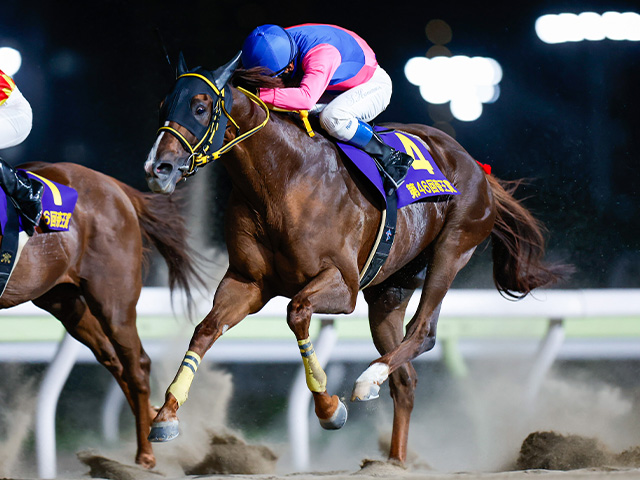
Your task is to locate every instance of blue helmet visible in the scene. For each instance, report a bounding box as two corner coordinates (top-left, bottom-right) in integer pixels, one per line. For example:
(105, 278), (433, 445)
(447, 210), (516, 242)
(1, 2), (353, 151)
(241, 25), (298, 76)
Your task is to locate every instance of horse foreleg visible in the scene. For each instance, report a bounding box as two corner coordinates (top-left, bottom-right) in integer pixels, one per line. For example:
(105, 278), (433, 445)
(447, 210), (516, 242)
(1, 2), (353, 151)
(287, 267), (357, 430)
(149, 273), (266, 442)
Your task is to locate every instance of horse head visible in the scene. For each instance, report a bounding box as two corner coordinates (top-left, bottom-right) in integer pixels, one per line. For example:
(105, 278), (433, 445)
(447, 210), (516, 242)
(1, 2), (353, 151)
(145, 52), (241, 194)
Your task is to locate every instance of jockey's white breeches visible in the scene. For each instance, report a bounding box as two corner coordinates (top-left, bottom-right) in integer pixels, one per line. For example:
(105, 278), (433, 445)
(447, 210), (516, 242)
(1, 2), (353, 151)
(317, 66), (392, 142)
(0, 87), (33, 149)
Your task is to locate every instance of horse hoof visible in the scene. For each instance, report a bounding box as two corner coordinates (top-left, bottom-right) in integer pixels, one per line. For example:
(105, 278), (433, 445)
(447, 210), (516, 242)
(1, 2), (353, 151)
(148, 420), (179, 442)
(319, 398), (348, 430)
(351, 381), (380, 402)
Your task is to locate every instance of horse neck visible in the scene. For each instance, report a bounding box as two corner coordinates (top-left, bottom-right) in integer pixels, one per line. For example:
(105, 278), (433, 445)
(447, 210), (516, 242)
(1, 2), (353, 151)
(221, 87), (305, 205)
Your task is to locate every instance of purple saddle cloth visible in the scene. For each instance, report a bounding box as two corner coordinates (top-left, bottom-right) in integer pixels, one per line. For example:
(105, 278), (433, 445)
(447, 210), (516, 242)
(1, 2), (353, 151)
(336, 127), (460, 208)
(0, 170), (78, 234)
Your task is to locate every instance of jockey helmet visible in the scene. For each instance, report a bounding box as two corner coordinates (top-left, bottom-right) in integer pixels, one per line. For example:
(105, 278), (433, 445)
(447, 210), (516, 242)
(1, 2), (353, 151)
(241, 25), (298, 76)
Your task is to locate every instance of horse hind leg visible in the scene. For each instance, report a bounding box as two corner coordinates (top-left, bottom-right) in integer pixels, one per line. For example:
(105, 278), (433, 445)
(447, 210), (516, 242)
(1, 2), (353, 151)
(287, 267), (358, 430)
(33, 284), (156, 468)
(360, 281), (420, 464)
(353, 224), (480, 398)
(80, 280), (156, 469)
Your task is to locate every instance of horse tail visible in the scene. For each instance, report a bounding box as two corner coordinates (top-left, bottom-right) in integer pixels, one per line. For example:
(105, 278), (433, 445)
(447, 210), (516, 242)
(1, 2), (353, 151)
(119, 182), (206, 312)
(487, 174), (571, 299)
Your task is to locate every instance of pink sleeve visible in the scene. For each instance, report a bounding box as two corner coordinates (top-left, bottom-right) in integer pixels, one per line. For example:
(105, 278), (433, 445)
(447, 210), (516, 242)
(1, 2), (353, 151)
(259, 44), (342, 111)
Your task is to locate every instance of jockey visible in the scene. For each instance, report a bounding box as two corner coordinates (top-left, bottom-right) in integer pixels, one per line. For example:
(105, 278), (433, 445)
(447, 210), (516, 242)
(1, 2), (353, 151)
(240, 24), (414, 195)
(0, 69), (42, 235)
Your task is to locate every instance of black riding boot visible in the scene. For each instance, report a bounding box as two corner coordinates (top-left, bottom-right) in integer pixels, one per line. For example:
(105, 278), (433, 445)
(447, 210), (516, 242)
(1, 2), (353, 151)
(362, 133), (414, 195)
(0, 158), (43, 236)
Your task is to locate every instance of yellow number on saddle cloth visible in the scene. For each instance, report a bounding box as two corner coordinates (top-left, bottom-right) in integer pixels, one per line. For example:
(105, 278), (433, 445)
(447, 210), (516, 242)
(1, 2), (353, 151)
(394, 132), (435, 174)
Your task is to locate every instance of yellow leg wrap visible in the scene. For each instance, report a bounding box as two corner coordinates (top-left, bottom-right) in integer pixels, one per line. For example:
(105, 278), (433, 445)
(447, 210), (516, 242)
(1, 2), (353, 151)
(298, 338), (327, 393)
(166, 350), (201, 407)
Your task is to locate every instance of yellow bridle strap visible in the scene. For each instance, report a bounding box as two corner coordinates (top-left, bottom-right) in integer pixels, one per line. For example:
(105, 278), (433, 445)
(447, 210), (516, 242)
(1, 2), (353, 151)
(155, 82), (270, 174)
(270, 107), (315, 137)
(194, 86), (270, 164)
(178, 72), (222, 96)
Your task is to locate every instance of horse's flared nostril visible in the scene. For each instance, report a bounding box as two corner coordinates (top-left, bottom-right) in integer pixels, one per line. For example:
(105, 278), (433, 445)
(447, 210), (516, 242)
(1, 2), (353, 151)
(155, 162), (174, 177)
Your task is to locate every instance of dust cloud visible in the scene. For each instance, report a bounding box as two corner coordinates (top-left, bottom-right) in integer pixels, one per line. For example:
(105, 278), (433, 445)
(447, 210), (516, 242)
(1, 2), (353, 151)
(0, 366), (37, 478)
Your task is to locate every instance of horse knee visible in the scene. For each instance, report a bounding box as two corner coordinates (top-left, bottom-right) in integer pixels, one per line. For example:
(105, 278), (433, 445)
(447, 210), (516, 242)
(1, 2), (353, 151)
(287, 297), (312, 330)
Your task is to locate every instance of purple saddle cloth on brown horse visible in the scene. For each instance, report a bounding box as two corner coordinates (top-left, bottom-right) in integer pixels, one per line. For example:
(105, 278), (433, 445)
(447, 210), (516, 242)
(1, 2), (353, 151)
(0, 170), (78, 234)
(336, 127), (460, 208)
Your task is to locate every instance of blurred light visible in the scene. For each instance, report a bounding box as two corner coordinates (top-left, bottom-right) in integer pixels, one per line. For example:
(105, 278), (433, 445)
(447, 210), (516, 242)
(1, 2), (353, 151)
(50, 50), (81, 78)
(535, 11), (640, 44)
(425, 19), (452, 45)
(426, 45), (451, 58)
(451, 96), (482, 122)
(405, 54), (502, 122)
(0, 47), (22, 76)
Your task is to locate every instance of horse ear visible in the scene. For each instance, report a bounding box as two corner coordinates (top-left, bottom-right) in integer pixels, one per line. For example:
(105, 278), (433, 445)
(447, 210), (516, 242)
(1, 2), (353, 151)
(177, 51), (188, 77)
(214, 51), (242, 90)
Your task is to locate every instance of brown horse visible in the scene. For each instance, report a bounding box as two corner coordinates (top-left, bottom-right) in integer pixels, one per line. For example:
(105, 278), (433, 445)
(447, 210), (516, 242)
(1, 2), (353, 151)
(144, 55), (567, 466)
(0, 162), (203, 469)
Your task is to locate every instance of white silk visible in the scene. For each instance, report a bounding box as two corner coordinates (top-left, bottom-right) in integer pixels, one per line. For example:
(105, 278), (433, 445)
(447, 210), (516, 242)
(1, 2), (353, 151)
(0, 87), (33, 149)
(318, 66), (393, 141)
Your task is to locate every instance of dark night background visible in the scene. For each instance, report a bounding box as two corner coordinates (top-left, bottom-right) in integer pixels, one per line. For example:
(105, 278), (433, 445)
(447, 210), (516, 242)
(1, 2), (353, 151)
(1, 0), (639, 288)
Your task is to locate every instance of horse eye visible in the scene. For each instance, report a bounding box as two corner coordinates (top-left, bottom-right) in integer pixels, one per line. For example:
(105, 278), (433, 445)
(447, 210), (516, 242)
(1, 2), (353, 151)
(195, 105), (206, 115)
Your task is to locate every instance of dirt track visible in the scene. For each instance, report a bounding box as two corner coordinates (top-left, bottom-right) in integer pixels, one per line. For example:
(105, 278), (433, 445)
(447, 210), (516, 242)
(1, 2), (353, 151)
(5, 354), (640, 480)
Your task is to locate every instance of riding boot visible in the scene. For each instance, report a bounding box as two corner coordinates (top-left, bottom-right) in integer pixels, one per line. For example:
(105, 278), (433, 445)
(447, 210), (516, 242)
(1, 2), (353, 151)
(0, 158), (43, 236)
(347, 120), (414, 196)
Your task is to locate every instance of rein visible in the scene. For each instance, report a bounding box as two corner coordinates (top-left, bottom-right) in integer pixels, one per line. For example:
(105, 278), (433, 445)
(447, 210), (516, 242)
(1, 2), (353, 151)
(158, 74), (270, 176)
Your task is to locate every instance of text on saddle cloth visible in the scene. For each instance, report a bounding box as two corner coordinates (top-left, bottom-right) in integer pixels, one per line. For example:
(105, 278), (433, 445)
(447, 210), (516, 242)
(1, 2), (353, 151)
(0, 171), (79, 235)
(336, 127), (460, 208)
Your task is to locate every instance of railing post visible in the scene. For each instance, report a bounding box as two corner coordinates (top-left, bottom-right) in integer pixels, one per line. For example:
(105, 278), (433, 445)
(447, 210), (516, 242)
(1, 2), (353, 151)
(525, 317), (565, 410)
(36, 333), (82, 479)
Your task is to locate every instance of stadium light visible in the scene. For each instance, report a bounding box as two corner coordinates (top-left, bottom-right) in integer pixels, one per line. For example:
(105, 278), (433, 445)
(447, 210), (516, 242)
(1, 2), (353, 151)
(0, 47), (22, 76)
(535, 11), (640, 44)
(404, 55), (502, 122)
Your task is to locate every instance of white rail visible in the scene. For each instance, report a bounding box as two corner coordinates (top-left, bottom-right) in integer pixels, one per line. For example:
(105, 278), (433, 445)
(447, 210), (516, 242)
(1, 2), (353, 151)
(2, 288), (640, 477)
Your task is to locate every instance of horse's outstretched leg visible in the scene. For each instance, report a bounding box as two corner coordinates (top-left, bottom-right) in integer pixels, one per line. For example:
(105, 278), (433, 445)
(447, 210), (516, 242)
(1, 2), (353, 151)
(287, 267), (357, 430)
(149, 272), (266, 442)
(353, 222), (485, 401)
(33, 284), (157, 468)
(79, 275), (157, 469)
(362, 281), (420, 465)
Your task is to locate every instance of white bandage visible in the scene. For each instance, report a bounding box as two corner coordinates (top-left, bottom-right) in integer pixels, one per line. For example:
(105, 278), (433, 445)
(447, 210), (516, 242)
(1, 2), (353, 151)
(355, 362), (390, 386)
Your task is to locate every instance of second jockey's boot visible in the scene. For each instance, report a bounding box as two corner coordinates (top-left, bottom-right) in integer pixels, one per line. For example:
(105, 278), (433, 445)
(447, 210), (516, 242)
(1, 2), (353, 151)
(347, 120), (414, 196)
(0, 158), (43, 236)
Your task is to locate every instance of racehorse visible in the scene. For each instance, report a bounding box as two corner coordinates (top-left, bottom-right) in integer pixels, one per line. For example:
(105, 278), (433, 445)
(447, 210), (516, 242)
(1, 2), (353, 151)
(0, 162), (204, 469)
(144, 54), (568, 466)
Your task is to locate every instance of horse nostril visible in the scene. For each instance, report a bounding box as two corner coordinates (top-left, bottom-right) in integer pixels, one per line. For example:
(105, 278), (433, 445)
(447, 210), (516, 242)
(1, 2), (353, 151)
(155, 162), (173, 177)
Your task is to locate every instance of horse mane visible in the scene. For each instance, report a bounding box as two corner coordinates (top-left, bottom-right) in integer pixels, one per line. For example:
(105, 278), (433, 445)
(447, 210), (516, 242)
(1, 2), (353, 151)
(232, 67), (285, 90)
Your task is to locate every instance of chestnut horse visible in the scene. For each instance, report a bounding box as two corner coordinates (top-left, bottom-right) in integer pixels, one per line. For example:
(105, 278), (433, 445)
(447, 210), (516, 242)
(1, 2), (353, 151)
(144, 54), (567, 466)
(0, 162), (203, 469)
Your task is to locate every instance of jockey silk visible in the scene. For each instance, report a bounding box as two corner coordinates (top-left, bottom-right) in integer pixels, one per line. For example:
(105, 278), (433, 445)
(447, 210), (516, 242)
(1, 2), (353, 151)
(0, 70), (16, 107)
(259, 24), (379, 111)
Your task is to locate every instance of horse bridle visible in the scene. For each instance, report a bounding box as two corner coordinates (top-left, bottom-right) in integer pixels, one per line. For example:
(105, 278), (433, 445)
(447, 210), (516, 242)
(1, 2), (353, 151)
(158, 71), (271, 177)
